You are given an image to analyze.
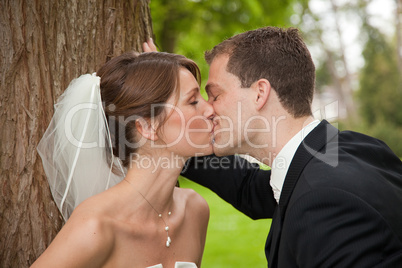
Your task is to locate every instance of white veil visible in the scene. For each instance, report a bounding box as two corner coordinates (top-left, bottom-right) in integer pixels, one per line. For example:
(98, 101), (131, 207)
(37, 73), (125, 221)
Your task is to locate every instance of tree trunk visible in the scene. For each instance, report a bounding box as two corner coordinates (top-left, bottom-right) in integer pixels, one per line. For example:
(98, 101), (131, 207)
(302, 2), (358, 121)
(328, 0), (357, 121)
(0, 0), (153, 267)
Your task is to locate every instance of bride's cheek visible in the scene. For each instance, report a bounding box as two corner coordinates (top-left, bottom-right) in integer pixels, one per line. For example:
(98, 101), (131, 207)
(187, 120), (210, 145)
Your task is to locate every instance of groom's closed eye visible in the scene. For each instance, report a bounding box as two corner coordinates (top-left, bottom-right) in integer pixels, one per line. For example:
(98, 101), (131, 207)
(206, 94), (216, 103)
(205, 87), (219, 103)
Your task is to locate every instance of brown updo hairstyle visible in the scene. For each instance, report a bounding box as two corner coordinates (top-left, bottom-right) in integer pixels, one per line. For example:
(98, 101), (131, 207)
(97, 52), (201, 169)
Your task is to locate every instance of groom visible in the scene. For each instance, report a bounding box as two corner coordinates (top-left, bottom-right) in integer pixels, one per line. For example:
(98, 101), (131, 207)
(177, 27), (402, 267)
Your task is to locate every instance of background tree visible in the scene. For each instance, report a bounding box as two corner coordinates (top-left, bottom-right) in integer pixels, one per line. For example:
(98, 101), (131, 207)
(0, 0), (152, 266)
(357, 25), (402, 155)
(295, 0), (359, 121)
(293, 0), (401, 156)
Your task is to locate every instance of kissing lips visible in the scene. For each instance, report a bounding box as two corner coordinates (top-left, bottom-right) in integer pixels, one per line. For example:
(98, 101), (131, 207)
(210, 121), (218, 145)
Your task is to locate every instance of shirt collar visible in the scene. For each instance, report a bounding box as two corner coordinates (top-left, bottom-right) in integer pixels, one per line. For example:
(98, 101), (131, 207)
(270, 120), (320, 203)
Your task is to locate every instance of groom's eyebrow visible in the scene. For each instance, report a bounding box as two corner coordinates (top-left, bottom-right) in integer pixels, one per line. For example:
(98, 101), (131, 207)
(205, 83), (218, 95)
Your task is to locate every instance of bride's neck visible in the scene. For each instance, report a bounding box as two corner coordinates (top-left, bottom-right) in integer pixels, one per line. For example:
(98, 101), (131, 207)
(123, 151), (186, 213)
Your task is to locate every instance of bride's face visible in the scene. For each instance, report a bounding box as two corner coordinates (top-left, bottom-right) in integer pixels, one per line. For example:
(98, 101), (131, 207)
(159, 68), (214, 157)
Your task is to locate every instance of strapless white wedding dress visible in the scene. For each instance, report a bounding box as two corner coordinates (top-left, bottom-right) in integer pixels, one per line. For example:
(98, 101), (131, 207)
(147, 262), (197, 268)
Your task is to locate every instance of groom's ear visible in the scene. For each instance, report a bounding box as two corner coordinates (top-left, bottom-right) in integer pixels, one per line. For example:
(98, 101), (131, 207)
(254, 79), (271, 111)
(135, 118), (159, 141)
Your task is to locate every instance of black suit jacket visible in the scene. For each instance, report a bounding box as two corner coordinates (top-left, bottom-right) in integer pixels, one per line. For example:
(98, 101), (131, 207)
(182, 120), (402, 267)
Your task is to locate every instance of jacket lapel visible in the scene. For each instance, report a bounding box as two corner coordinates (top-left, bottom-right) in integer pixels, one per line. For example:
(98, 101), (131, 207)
(266, 120), (339, 267)
(279, 120), (339, 218)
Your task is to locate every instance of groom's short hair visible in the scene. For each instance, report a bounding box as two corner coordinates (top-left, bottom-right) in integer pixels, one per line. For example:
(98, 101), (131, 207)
(205, 26), (315, 118)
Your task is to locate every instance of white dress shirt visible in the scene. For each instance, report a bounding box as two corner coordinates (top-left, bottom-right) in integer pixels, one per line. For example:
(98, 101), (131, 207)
(270, 120), (320, 203)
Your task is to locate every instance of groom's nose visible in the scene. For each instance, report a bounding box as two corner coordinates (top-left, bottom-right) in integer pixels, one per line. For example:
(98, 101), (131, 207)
(203, 101), (215, 120)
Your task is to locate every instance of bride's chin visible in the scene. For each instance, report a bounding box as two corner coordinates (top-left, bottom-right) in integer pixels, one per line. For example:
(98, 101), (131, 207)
(193, 144), (214, 157)
(211, 143), (228, 157)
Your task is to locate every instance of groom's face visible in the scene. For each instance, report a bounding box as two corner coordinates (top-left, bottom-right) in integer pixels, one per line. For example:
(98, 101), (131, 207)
(205, 54), (253, 156)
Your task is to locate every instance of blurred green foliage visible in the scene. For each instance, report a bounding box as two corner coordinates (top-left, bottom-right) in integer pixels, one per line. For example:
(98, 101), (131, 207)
(355, 25), (402, 156)
(150, 0), (296, 90)
(358, 27), (402, 125)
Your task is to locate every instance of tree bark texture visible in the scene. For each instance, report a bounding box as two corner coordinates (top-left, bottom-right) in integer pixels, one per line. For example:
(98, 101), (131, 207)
(0, 0), (153, 267)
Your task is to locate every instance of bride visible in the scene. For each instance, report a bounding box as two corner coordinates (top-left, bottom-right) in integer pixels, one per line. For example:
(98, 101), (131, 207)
(32, 50), (215, 267)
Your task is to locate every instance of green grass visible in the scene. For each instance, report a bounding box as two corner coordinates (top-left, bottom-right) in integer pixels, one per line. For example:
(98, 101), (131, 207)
(179, 177), (271, 267)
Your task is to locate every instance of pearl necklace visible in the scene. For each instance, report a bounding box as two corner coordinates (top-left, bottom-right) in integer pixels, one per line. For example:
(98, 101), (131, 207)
(124, 179), (172, 247)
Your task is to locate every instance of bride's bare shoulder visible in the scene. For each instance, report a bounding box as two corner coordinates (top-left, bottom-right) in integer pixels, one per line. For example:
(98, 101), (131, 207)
(31, 201), (115, 267)
(65, 201), (115, 248)
(175, 187), (209, 220)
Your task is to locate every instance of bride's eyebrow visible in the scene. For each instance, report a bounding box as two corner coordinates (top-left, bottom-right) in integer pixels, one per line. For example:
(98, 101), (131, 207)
(184, 87), (199, 97)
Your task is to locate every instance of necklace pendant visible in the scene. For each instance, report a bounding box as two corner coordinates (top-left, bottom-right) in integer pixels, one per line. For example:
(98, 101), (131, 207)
(166, 236), (171, 247)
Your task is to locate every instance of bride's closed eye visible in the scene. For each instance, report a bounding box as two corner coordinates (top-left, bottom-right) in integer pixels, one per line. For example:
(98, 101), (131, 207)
(188, 96), (199, 105)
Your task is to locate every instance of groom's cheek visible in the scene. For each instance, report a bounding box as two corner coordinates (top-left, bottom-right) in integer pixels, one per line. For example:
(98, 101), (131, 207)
(243, 116), (271, 149)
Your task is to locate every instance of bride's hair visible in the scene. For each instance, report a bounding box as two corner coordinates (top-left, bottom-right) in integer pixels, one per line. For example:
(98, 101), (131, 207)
(97, 52), (201, 168)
